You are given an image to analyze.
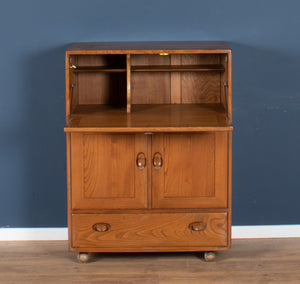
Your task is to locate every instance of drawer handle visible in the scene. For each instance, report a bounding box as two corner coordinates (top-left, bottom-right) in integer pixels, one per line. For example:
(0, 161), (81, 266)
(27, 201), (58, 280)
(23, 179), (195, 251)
(92, 223), (111, 232)
(136, 152), (146, 170)
(153, 152), (163, 170)
(189, 222), (207, 232)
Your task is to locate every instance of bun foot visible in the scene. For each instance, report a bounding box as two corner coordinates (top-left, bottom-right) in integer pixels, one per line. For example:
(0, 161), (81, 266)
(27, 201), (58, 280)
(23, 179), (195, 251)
(77, 252), (89, 263)
(204, 251), (216, 262)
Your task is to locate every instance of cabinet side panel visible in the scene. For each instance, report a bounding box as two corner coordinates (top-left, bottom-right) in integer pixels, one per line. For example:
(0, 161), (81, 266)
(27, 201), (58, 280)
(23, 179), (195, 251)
(66, 133), (72, 249)
(65, 53), (70, 119)
(227, 52), (232, 122)
(227, 132), (232, 248)
(220, 54), (228, 111)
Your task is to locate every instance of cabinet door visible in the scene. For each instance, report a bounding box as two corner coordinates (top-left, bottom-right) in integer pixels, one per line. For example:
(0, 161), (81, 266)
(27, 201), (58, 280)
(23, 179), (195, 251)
(71, 133), (148, 209)
(152, 133), (228, 208)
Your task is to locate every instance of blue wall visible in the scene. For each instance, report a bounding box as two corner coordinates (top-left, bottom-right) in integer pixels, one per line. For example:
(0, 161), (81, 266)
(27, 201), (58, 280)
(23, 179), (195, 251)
(0, 0), (299, 227)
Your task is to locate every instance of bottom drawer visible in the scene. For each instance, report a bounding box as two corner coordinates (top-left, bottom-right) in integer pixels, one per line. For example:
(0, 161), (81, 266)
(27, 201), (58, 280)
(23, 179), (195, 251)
(72, 212), (228, 250)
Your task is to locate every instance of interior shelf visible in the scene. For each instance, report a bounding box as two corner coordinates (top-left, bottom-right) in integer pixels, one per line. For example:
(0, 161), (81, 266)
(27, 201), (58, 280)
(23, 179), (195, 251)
(131, 64), (225, 72)
(70, 66), (126, 73)
(70, 64), (225, 73)
(65, 104), (232, 132)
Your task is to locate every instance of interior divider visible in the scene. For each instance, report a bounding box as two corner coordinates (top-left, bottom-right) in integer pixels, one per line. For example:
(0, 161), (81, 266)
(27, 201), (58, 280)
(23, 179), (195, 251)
(126, 54), (131, 113)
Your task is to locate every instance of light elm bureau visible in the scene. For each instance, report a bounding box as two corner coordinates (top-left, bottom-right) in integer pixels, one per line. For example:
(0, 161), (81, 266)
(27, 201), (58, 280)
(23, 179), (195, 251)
(64, 41), (233, 262)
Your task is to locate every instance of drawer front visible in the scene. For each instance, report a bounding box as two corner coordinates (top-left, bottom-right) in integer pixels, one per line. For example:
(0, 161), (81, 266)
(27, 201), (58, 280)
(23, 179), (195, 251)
(72, 212), (228, 249)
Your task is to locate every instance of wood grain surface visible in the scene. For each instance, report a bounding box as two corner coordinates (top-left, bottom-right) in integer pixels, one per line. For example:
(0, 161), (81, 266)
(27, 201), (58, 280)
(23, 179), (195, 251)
(151, 132), (228, 209)
(70, 133), (148, 210)
(131, 54), (170, 104)
(66, 41), (231, 54)
(0, 239), (299, 283)
(181, 54), (221, 104)
(131, 64), (224, 72)
(65, 104), (232, 132)
(72, 212), (228, 249)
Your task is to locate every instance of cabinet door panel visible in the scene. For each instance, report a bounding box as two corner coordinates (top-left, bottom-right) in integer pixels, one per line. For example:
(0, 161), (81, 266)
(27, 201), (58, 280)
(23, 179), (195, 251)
(71, 133), (148, 209)
(152, 133), (228, 208)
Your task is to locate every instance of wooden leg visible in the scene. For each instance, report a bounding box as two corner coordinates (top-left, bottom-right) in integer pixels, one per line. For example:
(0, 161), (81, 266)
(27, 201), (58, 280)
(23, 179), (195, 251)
(77, 252), (89, 263)
(204, 251), (216, 262)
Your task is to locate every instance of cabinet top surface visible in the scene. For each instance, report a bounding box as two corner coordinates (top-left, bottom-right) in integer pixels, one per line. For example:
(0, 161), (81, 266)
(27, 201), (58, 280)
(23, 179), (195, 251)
(66, 41), (231, 54)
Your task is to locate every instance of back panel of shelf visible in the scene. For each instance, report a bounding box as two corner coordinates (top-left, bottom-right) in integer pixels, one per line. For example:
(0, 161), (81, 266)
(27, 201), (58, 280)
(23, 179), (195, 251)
(130, 53), (229, 107)
(131, 54), (171, 104)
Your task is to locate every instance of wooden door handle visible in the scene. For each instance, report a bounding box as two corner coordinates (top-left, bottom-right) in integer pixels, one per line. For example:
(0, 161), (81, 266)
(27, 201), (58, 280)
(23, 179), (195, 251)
(136, 152), (146, 170)
(153, 152), (163, 170)
(92, 223), (111, 232)
(189, 222), (206, 232)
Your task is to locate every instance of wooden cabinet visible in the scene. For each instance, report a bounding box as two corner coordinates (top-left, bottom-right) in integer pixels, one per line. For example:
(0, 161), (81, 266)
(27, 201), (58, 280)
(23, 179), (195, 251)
(64, 41), (233, 262)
